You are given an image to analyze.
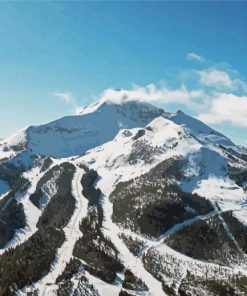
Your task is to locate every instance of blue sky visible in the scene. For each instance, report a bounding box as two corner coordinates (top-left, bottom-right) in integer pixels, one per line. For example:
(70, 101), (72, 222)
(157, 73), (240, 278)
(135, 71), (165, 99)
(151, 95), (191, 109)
(0, 2), (246, 145)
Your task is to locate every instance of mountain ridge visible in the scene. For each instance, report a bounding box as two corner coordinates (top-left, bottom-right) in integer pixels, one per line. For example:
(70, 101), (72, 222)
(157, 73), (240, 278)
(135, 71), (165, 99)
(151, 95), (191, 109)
(0, 98), (242, 159)
(0, 98), (247, 296)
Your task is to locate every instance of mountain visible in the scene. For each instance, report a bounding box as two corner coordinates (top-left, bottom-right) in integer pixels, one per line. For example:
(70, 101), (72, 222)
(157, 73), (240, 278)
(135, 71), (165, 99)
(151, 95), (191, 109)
(0, 98), (247, 296)
(0, 99), (166, 158)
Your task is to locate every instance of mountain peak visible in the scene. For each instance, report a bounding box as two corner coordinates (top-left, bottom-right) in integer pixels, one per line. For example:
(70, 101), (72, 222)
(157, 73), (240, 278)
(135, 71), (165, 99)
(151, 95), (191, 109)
(77, 95), (165, 116)
(1, 98), (166, 158)
(0, 97), (240, 159)
(169, 109), (235, 148)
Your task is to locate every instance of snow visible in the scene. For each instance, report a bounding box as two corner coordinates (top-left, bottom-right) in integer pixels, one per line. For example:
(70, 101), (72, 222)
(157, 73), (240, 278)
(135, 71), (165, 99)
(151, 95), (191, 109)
(19, 165), (89, 295)
(140, 209), (247, 293)
(144, 116), (185, 147)
(73, 262), (125, 296)
(0, 128), (27, 159)
(0, 98), (241, 161)
(193, 177), (246, 211)
(169, 110), (236, 148)
(1, 98), (247, 295)
(72, 116), (199, 296)
(0, 157), (63, 254)
(38, 177), (57, 210)
(152, 242), (239, 279)
(1, 128), (27, 148)
(116, 206), (247, 294)
(22, 100), (164, 158)
(75, 97), (106, 115)
(217, 209), (244, 254)
(67, 115), (233, 295)
(96, 170), (164, 296)
(80, 116), (201, 179)
(0, 149), (15, 160)
(71, 111), (247, 294)
(0, 167), (41, 254)
(0, 171), (40, 254)
(177, 145), (247, 225)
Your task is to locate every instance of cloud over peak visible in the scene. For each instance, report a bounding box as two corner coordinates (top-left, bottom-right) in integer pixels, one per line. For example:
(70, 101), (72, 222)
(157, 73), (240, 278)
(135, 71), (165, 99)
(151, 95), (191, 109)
(54, 53), (247, 142)
(100, 84), (203, 107)
(98, 54), (247, 130)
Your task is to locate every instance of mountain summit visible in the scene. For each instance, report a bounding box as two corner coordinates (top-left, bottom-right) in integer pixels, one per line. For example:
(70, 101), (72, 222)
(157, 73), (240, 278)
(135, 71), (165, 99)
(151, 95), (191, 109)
(0, 98), (247, 296)
(1, 99), (166, 158)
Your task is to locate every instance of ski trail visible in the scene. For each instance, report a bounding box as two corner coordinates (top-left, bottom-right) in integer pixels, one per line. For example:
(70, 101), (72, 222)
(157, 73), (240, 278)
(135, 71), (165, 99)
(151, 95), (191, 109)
(71, 257), (125, 296)
(99, 186), (246, 296)
(95, 169), (165, 296)
(119, 204), (247, 280)
(214, 203), (247, 265)
(18, 165), (88, 296)
(132, 207), (236, 253)
(0, 163), (57, 254)
(119, 211), (224, 257)
(102, 195), (164, 296)
(157, 204), (245, 244)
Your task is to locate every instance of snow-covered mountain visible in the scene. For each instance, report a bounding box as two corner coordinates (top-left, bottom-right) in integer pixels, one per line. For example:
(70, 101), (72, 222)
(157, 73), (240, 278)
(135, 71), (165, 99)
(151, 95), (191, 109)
(0, 99), (165, 158)
(0, 98), (247, 296)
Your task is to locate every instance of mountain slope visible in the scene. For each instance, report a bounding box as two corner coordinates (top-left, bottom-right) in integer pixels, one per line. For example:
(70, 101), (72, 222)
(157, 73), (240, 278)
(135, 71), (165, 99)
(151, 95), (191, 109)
(1, 99), (165, 158)
(0, 98), (247, 296)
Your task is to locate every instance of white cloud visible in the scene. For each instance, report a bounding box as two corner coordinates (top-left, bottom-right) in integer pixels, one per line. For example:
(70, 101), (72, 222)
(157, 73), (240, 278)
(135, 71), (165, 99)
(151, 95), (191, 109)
(100, 81), (247, 130)
(53, 91), (74, 102)
(52, 55), (247, 137)
(197, 68), (247, 93)
(100, 84), (204, 107)
(186, 52), (205, 63)
(198, 69), (234, 90)
(198, 93), (247, 127)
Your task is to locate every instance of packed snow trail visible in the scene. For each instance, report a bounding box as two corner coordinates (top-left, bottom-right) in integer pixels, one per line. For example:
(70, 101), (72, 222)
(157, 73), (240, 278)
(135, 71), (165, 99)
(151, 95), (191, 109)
(117, 201), (247, 289)
(0, 165), (51, 254)
(93, 169), (165, 296)
(102, 203), (165, 296)
(18, 165), (88, 296)
(119, 204), (246, 257)
(156, 205), (245, 242)
(0, 157), (75, 254)
(214, 203), (247, 260)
